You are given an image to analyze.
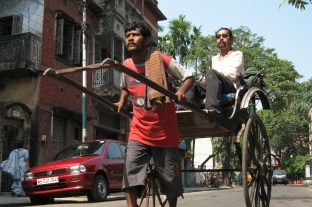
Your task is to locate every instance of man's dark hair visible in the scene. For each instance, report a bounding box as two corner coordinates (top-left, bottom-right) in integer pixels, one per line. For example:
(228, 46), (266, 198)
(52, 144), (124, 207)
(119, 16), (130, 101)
(17, 142), (24, 148)
(124, 21), (151, 38)
(215, 27), (233, 39)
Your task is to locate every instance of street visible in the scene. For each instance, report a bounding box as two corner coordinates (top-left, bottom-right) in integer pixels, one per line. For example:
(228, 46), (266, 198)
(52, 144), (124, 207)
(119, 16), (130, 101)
(12, 185), (312, 207)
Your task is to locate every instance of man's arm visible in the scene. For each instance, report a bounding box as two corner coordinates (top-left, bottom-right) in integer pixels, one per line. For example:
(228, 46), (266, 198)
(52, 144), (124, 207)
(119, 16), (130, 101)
(176, 77), (195, 104)
(114, 73), (130, 113)
(114, 88), (130, 113)
(166, 58), (195, 104)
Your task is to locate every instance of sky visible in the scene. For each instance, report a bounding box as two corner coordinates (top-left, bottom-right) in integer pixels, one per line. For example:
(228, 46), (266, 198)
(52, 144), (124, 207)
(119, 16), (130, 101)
(158, 0), (312, 82)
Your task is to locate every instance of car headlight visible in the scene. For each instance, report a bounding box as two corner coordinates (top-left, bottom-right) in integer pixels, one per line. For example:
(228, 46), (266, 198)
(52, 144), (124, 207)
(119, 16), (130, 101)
(24, 172), (33, 180)
(69, 165), (87, 174)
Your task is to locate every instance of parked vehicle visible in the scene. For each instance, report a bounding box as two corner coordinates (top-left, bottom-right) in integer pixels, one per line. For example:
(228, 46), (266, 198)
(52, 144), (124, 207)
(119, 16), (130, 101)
(22, 139), (126, 205)
(272, 169), (288, 185)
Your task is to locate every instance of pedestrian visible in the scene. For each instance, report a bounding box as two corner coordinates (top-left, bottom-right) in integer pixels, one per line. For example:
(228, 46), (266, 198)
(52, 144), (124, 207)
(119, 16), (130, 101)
(114, 21), (194, 207)
(0, 141), (29, 197)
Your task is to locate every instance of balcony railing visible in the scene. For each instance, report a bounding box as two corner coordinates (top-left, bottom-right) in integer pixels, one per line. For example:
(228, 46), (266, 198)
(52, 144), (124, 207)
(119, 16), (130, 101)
(93, 67), (121, 98)
(0, 32), (41, 72)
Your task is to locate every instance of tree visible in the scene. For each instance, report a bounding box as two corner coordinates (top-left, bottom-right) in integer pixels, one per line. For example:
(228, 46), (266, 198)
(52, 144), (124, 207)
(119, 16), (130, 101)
(282, 154), (310, 179)
(261, 58), (302, 110)
(232, 26), (277, 70)
(168, 14), (191, 65)
(158, 34), (172, 54)
(184, 25), (202, 77)
(280, 0), (312, 10)
(184, 35), (218, 79)
(259, 78), (311, 178)
(261, 101), (309, 157)
(231, 26), (302, 110)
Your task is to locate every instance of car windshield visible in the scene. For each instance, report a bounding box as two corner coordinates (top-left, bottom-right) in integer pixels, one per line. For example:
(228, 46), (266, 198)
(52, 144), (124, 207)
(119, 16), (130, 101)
(53, 141), (106, 161)
(273, 170), (286, 175)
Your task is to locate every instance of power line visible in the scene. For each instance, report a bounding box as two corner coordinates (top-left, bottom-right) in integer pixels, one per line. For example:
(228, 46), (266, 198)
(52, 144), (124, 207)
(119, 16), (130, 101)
(1, 1), (44, 18)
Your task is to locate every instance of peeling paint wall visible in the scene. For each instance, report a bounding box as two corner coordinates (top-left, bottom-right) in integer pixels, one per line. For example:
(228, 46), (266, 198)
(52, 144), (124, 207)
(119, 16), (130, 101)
(0, 76), (40, 111)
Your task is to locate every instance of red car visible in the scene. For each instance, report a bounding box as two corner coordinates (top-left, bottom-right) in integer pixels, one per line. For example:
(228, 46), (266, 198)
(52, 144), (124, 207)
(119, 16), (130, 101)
(22, 139), (126, 205)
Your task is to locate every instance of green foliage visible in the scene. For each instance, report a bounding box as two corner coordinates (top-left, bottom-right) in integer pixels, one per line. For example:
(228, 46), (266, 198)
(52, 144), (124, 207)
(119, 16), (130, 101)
(183, 35), (217, 78)
(299, 78), (312, 104)
(262, 100), (309, 152)
(280, 0), (312, 10)
(281, 154), (310, 179)
(183, 139), (193, 154)
(232, 26), (276, 70)
(262, 58), (302, 110)
(168, 14), (191, 64)
(211, 137), (238, 168)
(232, 26), (302, 110)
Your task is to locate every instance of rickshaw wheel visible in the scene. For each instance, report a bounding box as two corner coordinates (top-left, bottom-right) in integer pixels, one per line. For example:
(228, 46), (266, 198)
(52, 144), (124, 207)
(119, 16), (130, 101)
(138, 158), (168, 207)
(242, 114), (272, 207)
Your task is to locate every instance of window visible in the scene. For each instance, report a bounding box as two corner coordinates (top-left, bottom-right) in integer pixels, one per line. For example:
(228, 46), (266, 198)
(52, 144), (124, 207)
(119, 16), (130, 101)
(0, 15), (22, 37)
(70, 120), (81, 144)
(106, 142), (122, 159)
(94, 43), (107, 63)
(74, 127), (79, 140)
(55, 18), (81, 65)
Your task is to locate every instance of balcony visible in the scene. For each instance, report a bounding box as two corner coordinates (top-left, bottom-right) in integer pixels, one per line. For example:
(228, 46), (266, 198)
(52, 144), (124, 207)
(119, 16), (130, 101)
(0, 32), (41, 74)
(93, 67), (121, 101)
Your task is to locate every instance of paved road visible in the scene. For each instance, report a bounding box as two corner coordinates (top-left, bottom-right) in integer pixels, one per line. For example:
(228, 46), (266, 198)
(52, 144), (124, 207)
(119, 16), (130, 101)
(6, 184), (311, 207)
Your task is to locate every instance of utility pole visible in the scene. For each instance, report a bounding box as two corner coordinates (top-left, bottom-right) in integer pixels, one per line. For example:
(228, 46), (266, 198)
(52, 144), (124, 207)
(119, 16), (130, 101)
(82, 0), (87, 142)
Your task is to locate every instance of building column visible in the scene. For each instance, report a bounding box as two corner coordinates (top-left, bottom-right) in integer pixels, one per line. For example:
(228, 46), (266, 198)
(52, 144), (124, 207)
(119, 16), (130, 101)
(122, 41), (125, 62)
(110, 33), (114, 60)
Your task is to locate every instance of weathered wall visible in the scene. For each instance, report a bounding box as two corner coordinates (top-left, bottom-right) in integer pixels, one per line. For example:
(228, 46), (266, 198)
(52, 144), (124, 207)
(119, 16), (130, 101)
(0, 75), (40, 110)
(0, 0), (44, 38)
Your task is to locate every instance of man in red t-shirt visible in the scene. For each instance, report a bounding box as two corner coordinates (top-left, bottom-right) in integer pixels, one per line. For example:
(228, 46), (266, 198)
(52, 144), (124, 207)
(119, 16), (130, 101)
(114, 21), (194, 207)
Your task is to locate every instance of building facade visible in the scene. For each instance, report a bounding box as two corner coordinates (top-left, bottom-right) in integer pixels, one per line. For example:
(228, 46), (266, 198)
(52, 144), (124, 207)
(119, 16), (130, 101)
(0, 0), (165, 192)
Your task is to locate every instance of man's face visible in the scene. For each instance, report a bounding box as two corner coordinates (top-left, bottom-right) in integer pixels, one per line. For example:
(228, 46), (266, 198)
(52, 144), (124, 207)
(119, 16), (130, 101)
(125, 28), (150, 54)
(216, 29), (233, 50)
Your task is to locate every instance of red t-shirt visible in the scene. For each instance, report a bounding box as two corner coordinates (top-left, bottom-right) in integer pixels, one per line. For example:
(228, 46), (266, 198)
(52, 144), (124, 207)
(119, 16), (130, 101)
(123, 53), (180, 148)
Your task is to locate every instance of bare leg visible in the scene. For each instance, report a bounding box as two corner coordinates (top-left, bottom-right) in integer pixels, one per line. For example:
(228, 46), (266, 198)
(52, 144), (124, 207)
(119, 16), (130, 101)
(167, 196), (178, 207)
(125, 186), (138, 207)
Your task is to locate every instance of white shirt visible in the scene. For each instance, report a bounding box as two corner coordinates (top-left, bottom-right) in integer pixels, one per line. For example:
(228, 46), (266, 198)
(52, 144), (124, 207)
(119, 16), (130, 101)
(210, 51), (245, 89)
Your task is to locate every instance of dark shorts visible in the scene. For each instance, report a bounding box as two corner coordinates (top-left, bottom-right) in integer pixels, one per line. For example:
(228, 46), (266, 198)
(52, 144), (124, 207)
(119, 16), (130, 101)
(122, 140), (183, 198)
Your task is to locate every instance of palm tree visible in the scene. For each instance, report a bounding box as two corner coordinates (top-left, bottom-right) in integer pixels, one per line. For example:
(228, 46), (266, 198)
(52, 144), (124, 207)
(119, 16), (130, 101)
(158, 34), (172, 54)
(188, 25), (202, 77)
(168, 14), (191, 65)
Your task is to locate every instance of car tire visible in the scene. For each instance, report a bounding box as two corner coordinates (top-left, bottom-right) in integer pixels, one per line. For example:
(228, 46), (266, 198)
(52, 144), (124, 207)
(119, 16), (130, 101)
(30, 195), (54, 205)
(30, 195), (43, 205)
(89, 175), (108, 202)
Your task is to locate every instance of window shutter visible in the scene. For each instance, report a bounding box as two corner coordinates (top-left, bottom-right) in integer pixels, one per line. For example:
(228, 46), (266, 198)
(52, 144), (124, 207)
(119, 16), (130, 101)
(56, 19), (64, 55)
(12, 15), (23, 35)
(68, 26), (74, 60)
(73, 30), (81, 64)
(94, 43), (102, 63)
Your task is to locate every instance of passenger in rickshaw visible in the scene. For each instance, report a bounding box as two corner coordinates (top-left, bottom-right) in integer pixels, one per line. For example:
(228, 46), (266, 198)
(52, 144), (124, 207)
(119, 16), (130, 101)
(178, 28), (245, 117)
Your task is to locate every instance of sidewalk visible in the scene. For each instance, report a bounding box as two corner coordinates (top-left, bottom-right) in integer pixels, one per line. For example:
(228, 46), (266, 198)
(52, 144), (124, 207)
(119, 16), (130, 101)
(0, 187), (229, 206)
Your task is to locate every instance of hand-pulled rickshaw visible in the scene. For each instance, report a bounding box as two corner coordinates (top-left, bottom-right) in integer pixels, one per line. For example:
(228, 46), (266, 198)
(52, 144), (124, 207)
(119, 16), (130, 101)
(44, 58), (272, 207)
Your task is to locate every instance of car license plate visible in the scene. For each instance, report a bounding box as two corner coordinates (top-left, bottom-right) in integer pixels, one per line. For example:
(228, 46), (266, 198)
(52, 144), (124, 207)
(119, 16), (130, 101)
(277, 180), (282, 182)
(37, 177), (59, 185)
